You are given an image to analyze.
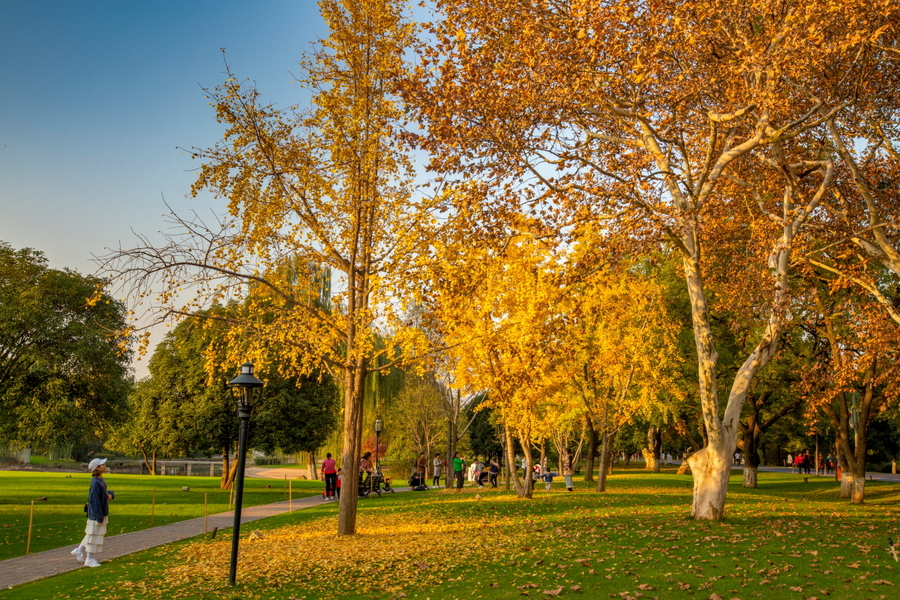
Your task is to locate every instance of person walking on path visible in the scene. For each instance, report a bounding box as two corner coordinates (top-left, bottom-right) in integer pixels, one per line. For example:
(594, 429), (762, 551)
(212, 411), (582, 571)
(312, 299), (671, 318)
(432, 453), (443, 487)
(71, 458), (115, 568)
(452, 452), (465, 492)
(322, 453), (337, 500)
(563, 449), (574, 492)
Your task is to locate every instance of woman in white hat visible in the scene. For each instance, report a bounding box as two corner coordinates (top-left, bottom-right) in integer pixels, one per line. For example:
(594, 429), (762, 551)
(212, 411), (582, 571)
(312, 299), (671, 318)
(71, 458), (114, 568)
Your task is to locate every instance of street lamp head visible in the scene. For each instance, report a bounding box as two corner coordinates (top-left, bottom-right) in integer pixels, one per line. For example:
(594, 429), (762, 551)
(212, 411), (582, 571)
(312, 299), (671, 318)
(374, 418), (383, 433)
(228, 362), (264, 411)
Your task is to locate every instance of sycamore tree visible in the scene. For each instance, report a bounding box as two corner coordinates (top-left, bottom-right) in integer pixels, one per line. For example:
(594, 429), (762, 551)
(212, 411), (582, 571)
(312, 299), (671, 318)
(405, 0), (898, 520)
(799, 272), (900, 504)
(100, 0), (431, 534)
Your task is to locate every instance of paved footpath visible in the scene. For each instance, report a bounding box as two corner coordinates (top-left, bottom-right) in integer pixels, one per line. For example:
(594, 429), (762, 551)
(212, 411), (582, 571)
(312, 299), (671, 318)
(0, 494), (331, 590)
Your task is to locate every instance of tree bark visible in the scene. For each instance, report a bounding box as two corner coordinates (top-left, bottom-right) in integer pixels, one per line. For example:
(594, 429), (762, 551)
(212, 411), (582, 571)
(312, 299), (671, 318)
(596, 430), (616, 492)
(220, 449), (232, 489)
(307, 451), (318, 481)
(504, 424), (532, 498)
(337, 362), (366, 535)
(584, 419), (598, 483)
(687, 444), (732, 520)
(742, 466), (758, 488)
(644, 426), (662, 472)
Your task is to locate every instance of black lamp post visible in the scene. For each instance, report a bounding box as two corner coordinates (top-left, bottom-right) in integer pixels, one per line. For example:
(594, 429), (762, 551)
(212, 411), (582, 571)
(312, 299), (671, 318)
(374, 419), (383, 470)
(226, 362), (263, 587)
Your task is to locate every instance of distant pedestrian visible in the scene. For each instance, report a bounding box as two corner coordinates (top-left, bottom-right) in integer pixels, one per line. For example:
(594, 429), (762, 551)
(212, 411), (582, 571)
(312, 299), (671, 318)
(322, 452), (337, 500)
(71, 458), (115, 568)
(542, 470), (555, 491)
(488, 459), (500, 488)
(453, 452), (465, 492)
(563, 449), (574, 492)
(433, 453), (443, 487)
(336, 468), (342, 499)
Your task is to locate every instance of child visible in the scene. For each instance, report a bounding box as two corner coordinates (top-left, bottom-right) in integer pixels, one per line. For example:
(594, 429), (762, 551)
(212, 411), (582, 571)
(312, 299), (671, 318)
(542, 470), (554, 491)
(336, 468), (342, 499)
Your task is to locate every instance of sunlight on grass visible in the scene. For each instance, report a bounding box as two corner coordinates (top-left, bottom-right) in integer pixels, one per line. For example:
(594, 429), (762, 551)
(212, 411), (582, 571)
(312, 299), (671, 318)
(2, 470), (898, 600)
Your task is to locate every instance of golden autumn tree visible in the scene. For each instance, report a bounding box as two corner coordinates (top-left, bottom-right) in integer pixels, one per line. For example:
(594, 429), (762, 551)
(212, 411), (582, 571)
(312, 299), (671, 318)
(404, 0), (899, 520)
(560, 258), (682, 492)
(101, 0), (430, 535)
(429, 233), (566, 498)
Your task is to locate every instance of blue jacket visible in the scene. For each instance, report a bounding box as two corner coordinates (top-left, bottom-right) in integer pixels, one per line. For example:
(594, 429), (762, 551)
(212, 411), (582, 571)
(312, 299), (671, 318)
(87, 476), (109, 522)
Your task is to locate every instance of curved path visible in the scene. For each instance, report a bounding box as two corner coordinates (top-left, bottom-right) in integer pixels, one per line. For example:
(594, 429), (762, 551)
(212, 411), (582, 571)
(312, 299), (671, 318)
(0, 495), (329, 589)
(0, 464), (330, 588)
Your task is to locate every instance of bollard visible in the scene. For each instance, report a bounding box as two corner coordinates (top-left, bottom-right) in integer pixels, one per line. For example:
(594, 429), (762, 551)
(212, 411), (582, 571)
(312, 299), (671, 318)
(26, 500), (34, 554)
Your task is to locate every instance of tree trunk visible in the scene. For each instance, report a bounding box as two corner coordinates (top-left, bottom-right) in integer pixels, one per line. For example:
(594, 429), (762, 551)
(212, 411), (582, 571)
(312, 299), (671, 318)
(841, 471), (854, 498)
(850, 474), (866, 504)
(742, 466), (757, 488)
(742, 425), (762, 489)
(596, 430), (615, 492)
(220, 450), (232, 489)
(221, 453), (239, 490)
(446, 416), (456, 490)
(504, 424), (532, 498)
(644, 426), (662, 472)
(140, 448), (157, 476)
(584, 421), (598, 483)
(337, 363), (366, 535)
(307, 451), (318, 480)
(687, 443), (732, 521)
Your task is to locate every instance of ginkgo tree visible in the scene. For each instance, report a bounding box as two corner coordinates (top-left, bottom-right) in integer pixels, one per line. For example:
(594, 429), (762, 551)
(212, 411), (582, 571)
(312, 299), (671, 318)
(429, 233), (567, 498)
(101, 0), (431, 535)
(560, 255), (682, 492)
(405, 0), (899, 520)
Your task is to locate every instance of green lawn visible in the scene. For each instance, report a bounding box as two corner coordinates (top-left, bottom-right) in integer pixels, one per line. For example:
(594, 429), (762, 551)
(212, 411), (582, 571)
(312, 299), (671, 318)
(0, 471), (323, 561)
(2, 469), (899, 600)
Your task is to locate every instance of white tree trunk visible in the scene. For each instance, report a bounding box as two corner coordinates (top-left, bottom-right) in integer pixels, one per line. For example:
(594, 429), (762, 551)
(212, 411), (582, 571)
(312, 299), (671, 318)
(850, 474), (865, 504)
(742, 465), (757, 488)
(840, 472), (853, 498)
(687, 444), (733, 520)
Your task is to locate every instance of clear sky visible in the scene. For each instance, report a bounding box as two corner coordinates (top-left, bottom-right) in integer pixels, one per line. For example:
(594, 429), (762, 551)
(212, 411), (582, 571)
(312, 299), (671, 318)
(0, 1), (330, 377)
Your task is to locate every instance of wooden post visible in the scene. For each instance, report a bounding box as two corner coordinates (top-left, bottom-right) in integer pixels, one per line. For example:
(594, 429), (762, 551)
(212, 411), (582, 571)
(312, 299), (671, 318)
(26, 501), (34, 554)
(151, 488), (156, 526)
(204, 492), (208, 534)
(289, 480), (292, 513)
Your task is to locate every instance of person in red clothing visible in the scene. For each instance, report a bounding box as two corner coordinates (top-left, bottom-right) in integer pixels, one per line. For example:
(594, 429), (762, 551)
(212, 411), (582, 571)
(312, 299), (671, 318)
(336, 468), (342, 499)
(322, 452), (337, 500)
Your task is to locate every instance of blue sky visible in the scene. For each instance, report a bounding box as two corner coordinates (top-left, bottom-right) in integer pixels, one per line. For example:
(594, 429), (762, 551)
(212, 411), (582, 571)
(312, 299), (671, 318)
(0, 1), (331, 375)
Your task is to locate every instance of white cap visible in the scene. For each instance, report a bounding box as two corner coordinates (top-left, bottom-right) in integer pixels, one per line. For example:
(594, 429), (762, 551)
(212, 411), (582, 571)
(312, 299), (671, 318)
(88, 458), (107, 472)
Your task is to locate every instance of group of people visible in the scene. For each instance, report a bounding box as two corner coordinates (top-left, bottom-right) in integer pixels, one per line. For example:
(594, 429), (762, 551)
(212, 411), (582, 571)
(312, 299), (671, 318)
(419, 452), (500, 490)
(518, 451), (575, 492)
(787, 451), (836, 475)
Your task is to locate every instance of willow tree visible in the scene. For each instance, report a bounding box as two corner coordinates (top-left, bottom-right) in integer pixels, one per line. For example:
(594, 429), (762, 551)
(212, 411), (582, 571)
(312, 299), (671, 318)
(406, 0), (898, 520)
(100, 0), (428, 535)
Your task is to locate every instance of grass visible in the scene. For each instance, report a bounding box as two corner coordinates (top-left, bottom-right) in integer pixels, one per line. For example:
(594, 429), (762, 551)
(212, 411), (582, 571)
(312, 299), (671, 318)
(0, 471), (323, 561)
(2, 469), (899, 600)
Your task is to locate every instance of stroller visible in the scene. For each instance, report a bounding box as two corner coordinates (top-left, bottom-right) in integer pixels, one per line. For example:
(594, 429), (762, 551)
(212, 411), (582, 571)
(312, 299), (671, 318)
(408, 471), (429, 491)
